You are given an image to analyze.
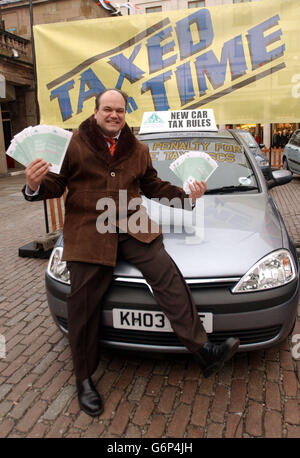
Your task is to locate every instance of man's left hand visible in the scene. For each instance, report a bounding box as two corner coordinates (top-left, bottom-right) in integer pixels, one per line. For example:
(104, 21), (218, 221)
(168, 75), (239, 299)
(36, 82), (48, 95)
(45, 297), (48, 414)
(188, 180), (207, 205)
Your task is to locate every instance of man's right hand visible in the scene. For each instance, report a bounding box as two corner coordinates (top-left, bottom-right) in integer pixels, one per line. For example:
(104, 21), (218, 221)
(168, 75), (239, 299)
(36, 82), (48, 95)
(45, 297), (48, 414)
(25, 158), (50, 192)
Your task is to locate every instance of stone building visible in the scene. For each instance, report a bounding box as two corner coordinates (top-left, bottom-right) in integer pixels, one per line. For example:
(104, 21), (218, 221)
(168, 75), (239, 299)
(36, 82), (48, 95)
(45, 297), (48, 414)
(0, 0), (112, 174)
(0, 23), (34, 174)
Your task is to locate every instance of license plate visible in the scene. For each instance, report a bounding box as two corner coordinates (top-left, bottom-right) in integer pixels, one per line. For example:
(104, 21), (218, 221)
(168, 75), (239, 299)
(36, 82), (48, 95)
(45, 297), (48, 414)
(113, 309), (213, 333)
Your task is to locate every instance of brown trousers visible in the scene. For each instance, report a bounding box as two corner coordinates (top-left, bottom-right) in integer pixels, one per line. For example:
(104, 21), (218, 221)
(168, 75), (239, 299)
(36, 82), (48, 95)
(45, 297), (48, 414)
(67, 233), (207, 381)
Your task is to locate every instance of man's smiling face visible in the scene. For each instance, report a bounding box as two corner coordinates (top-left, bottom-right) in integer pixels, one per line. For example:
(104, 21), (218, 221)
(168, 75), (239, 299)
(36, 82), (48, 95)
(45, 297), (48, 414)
(94, 90), (126, 137)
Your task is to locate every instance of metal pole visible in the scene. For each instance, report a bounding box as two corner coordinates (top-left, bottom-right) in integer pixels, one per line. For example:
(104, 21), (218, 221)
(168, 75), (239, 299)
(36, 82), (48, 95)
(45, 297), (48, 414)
(29, 0), (49, 233)
(29, 0), (40, 124)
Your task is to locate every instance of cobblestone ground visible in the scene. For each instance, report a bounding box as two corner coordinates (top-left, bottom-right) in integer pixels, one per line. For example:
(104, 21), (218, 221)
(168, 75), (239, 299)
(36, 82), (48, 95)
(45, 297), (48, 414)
(0, 173), (299, 438)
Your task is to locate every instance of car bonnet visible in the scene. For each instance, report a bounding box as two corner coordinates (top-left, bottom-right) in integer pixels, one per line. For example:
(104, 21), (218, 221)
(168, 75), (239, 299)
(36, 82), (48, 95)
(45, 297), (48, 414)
(114, 193), (283, 279)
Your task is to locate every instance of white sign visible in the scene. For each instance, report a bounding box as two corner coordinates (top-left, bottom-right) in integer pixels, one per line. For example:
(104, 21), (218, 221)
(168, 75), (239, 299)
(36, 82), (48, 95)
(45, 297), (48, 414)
(139, 109), (217, 134)
(0, 334), (6, 359)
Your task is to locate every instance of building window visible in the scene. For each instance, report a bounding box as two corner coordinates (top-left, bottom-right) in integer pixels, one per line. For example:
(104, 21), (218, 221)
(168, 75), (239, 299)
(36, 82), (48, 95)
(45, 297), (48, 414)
(146, 6), (162, 13)
(188, 1), (205, 7)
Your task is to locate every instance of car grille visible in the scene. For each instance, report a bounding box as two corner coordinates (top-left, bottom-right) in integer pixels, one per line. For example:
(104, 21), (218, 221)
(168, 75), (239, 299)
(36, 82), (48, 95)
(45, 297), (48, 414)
(56, 317), (281, 347)
(99, 326), (281, 346)
(113, 277), (239, 291)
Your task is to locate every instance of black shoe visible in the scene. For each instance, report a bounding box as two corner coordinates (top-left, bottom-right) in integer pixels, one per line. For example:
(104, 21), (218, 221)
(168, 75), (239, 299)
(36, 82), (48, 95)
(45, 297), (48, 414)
(195, 337), (240, 378)
(76, 377), (104, 417)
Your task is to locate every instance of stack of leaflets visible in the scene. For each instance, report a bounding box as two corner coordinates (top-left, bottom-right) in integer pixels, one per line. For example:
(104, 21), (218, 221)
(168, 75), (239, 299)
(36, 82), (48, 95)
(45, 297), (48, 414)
(170, 151), (218, 194)
(6, 125), (73, 174)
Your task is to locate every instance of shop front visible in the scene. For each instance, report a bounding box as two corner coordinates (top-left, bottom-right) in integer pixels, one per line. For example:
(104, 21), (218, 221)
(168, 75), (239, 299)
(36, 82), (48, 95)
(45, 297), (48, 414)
(232, 123), (299, 149)
(0, 27), (35, 175)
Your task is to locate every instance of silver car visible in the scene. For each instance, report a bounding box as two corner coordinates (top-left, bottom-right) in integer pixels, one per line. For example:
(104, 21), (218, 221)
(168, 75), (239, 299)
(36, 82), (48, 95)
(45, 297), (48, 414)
(283, 129), (300, 175)
(46, 129), (299, 353)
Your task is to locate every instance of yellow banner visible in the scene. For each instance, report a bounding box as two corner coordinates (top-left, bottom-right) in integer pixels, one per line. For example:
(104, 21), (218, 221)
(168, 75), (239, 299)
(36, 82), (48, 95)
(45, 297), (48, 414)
(34, 0), (300, 128)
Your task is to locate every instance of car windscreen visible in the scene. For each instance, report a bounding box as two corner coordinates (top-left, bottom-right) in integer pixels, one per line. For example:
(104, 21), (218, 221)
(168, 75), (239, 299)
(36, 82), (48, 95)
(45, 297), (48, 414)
(142, 136), (258, 191)
(236, 131), (257, 148)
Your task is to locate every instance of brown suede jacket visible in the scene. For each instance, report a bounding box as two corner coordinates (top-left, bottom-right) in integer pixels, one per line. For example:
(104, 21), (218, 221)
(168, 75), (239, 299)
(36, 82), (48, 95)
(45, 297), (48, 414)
(23, 115), (189, 266)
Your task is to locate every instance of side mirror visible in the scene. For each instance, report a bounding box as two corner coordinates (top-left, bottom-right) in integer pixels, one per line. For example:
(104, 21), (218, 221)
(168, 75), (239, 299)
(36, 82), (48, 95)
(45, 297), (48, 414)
(268, 169), (292, 189)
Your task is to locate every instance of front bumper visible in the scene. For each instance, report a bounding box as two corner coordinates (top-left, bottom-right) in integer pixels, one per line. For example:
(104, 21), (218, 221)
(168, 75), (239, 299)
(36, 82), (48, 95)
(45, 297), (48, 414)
(45, 272), (299, 353)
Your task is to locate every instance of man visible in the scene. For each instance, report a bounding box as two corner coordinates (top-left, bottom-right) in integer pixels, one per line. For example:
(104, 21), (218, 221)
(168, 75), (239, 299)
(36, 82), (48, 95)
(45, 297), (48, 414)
(23, 89), (239, 417)
(281, 129), (289, 148)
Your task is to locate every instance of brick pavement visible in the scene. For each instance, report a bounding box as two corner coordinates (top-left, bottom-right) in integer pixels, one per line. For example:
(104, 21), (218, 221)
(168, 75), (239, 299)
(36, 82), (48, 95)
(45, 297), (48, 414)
(0, 172), (299, 438)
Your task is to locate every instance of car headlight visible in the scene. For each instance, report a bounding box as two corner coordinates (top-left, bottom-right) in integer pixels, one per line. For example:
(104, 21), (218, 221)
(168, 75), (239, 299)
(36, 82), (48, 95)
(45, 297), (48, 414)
(232, 249), (297, 293)
(47, 247), (70, 284)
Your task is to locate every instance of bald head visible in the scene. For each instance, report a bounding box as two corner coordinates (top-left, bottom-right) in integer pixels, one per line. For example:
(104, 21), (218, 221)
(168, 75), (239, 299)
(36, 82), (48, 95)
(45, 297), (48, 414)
(94, 89), (127, 137)
(95, 89), (128, 110)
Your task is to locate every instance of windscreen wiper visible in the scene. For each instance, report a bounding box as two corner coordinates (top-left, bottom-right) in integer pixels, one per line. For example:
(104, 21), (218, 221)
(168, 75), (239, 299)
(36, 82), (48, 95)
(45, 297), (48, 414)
(205, 185), (259, 195)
